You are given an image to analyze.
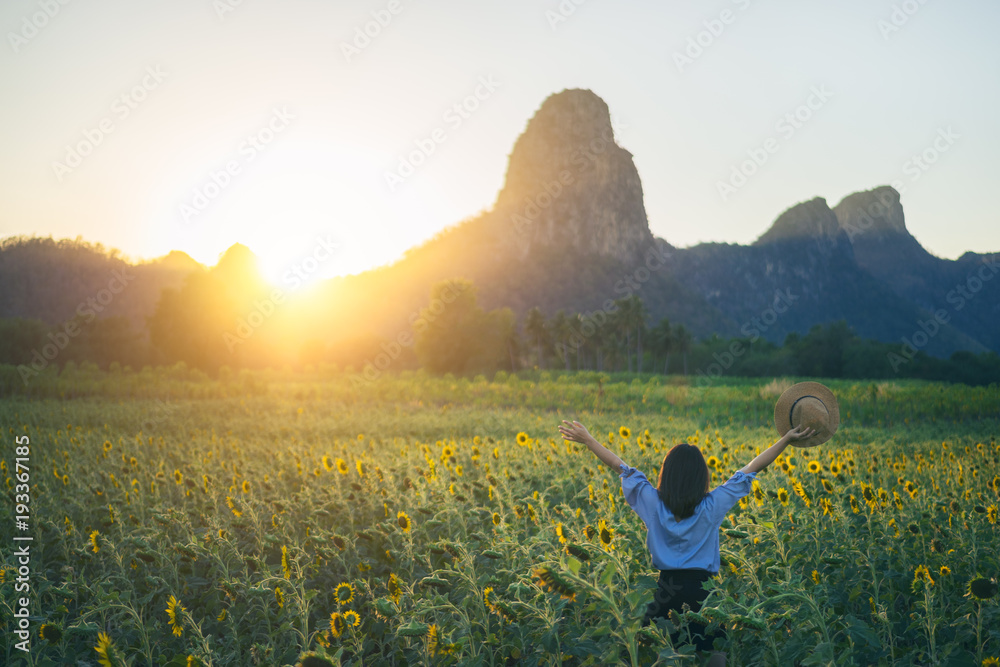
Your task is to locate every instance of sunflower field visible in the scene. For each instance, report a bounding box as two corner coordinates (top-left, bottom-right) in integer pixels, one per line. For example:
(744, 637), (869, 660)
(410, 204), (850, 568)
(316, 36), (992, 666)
(1, 366), (998, 666)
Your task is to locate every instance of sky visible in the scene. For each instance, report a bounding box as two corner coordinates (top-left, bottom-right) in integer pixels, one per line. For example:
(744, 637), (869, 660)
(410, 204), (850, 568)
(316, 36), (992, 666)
(1, 0), (998, 284)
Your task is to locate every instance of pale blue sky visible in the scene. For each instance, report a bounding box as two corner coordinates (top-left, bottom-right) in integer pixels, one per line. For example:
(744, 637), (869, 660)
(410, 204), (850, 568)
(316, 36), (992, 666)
(1, 0), (997, 281)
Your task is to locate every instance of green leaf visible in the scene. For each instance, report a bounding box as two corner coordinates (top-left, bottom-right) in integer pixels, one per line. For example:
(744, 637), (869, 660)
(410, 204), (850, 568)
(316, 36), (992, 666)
(600, 561), (615, 587)
(566, 557), (581, 575)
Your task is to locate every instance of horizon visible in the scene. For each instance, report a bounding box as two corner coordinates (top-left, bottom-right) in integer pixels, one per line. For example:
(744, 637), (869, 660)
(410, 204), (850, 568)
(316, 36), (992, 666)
(2, 0), (999, 284)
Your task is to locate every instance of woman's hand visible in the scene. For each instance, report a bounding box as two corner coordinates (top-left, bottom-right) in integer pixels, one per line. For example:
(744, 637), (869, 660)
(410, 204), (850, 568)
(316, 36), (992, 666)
(783, 425), (818, 442)
(558, 420), (594, 445)
(559, 420), (624, 471)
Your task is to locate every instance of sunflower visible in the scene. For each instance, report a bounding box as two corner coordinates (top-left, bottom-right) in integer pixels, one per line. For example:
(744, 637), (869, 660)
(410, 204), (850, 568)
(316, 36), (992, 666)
(397, 511), (412, 533)
(822, 479), (835, 494)
(356, 460), (366, 477)
(555, 523), (567, 545)
(426, 623), (439, 656)
(830, 462), (841, 475)
(777, 488), (790, 506)
(808, 461), (822, 474)
(174, 469), (183, 484)
(516, 432), (530, 446)
(598, 519), (614, 551)
(706, 456), (720, 469)
(967, 576), (998, 601)
(982, 658), (999, 667)
(492, 512), (501, 526)
(329, 611), (346, 638)
(619, 426), (631, 439)
(584, 524), (596, 540)
(225, 496), (242, 517)
(39, 623), (63, 644)
(988, 505), (998, 525)
(483, 586), (496, 611)
(534, 566), (577, 600)
(336, 582), (355, 605)
(907, 523), (920, 535)
(217, 608), (227, 621)
(388, 573), (402, 604)
(166, 595), (185, 636)
(344, 610), (361, 627)
(89, 529), (100, 553)
(811, 570), (820, 584)
(912, 564), (935, 590)
(939, 566), (951, 577)
(241, 480), (251, 493)
(819, 498), (833, 517)
(322, 455), (333, 472)
(336, 458), (348, 475)
(275, 586), (284, 609)
(862, 485), (876, 504)
(94, 632), (114, 667)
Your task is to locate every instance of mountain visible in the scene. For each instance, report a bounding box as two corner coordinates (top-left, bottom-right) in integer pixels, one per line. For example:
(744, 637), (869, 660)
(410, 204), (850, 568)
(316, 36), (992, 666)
(0, 236), (203, 333)
(833, 186), (1000, 352)
(2, 89), (998, 361)
(311, 89), (997, 358)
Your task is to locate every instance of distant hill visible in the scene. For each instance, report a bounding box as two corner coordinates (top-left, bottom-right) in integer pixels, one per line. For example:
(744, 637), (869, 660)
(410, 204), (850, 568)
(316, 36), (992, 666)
(2, 89), (998, 360)
(0, 236), (202, 334)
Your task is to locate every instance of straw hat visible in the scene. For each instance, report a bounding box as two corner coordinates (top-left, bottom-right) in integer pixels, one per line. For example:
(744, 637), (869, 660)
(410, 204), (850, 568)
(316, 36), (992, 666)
(773, 381), (840, 448)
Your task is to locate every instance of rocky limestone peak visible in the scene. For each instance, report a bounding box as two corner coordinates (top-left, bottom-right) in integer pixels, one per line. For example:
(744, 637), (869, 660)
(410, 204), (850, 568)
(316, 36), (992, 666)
(832, 186), (907, 240)
(492, 89), (654, 261)
(753, 197), (844, 246)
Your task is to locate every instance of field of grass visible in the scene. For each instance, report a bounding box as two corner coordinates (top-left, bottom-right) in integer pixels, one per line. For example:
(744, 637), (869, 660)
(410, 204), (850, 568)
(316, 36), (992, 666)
(2, 367), (999, 666)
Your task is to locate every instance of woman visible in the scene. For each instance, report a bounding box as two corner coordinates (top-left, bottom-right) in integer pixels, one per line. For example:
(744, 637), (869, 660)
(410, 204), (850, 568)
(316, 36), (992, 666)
(557, 420), (815, 667)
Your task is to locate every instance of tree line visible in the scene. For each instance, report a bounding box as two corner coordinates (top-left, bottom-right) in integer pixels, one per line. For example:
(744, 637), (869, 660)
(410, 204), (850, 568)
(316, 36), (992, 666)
(1, 276), (998, 387)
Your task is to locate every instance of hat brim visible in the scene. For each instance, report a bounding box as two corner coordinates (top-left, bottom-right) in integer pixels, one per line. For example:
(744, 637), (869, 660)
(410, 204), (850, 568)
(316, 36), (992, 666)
(773, 381), (840, 448)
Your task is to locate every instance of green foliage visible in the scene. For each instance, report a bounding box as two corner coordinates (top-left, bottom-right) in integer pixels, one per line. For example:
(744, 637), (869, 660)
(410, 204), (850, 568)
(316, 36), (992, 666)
(1, 373), (998, 665)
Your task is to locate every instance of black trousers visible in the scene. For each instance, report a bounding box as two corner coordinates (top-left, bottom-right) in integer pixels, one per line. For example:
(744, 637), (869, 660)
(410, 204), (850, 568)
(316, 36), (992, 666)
(641, 568), (724, 653)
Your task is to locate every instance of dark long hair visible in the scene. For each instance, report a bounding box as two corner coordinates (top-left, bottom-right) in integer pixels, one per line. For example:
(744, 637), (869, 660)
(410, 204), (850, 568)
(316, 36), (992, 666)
(657, 443), (710, 519)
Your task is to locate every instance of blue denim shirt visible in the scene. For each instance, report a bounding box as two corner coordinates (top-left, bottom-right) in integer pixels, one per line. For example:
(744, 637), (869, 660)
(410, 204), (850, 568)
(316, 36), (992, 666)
(619, 463), (756, 573)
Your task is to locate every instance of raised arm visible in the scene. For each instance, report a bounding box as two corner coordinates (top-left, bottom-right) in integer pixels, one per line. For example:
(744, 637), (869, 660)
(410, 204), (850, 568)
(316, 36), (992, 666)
(739, 425), (816, 474)
(558, 420), (625, 472)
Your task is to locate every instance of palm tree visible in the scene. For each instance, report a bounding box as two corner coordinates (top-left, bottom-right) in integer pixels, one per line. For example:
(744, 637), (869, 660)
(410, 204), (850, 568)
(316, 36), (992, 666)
(524, 307), (547, 369)
(650, 318), (673, 374)
(612, 295), (647, 373)
(550, 310), (573, 370)
(633, 297), (648, 374)
(673, 324), (693, 376)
